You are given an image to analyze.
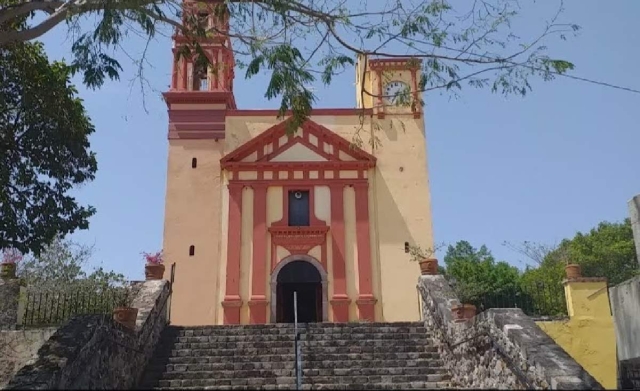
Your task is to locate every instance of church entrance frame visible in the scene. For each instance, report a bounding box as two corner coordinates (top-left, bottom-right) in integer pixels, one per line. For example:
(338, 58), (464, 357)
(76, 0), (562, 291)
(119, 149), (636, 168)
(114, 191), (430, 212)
(270, 254), (328, 323)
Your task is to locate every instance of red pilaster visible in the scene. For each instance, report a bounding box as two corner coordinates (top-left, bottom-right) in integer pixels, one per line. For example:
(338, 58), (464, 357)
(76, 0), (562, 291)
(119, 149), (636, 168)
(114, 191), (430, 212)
(171, 54), (178, 89)
(249, 184), (268, 324)
(181, 58), (188, 90)
(354, 182), (376, 321)
(222, 183), (243, 324)
(330, 183), (350, 322)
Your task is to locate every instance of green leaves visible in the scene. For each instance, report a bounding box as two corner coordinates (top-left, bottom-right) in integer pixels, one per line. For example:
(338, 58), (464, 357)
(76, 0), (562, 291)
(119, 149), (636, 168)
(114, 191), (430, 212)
(244, 44), (316, 133)
(0, 42), (97, 255)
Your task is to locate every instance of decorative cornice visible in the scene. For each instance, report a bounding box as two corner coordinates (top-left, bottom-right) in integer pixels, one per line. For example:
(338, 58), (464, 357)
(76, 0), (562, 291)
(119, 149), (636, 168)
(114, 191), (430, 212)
(268, 226), (329, 255)
(369, 57), (422, 70)
(220, 118), (377, 168)
(162, 91), (237, 109)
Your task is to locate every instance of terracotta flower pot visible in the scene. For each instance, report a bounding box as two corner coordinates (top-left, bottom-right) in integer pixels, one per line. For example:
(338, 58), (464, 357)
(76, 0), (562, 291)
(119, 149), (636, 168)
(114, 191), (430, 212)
(419, 258), (438, 275)
(0, 262), (17, 279)
(565, 264), (581, 279)
(451, 304), (477, 323)
(113, 307), (138, 330)
(145, 263), (165, 280)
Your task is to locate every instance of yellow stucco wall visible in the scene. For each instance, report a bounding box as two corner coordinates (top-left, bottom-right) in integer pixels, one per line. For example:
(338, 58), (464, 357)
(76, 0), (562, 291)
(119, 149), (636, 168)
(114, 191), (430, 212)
(535, 280), (616, 389)
(162, 139), (224, 326)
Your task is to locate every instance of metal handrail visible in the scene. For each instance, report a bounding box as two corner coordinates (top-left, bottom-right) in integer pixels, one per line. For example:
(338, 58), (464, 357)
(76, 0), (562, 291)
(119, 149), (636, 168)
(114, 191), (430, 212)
(293, 291), (302, 390)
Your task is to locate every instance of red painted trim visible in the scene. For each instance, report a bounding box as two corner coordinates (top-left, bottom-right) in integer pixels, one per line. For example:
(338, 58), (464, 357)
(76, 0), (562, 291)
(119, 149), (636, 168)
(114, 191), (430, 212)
(222, 183), (243, 324)
(163, 91), (236, 109)
(226, 162), (373, 171)
(231, 179), (367, 187)
(171, 55), (178, 89)
(330, 184), (347, 299)
(172, 123), (225, 132)
(369, 58), (422, 70)
(269, 226), (329, 261)
(227, 108), (373, 117)
(250, 184), (268, 324)
(168, 131), (225, 140)
(354, 183), (373, 297)
(168, 109), (226, 123)
(181, 59), (187, 90)
(221, 119), (376, 167)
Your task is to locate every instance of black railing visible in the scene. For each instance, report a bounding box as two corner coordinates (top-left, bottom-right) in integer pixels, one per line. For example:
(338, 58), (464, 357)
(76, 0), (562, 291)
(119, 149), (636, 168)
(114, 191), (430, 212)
(473, 282), (568, 318)
(445, 277), (568, 318)
(22, 287), (127, 327)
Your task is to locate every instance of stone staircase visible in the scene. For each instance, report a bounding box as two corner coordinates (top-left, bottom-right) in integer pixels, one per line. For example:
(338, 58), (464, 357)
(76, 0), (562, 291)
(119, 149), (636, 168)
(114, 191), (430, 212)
(139, 322), (451, 390)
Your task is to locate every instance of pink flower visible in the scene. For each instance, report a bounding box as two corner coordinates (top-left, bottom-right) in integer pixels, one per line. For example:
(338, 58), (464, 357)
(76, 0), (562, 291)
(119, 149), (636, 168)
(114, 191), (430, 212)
(1, 248), (23, 264)
(143, 250), (164, 265)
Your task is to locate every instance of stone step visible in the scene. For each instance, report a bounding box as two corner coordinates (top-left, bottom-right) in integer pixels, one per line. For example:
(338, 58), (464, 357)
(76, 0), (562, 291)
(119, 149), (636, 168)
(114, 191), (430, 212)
(301, 359), (445, 369)
(172, 332), (430, 343)
(146, 358), (444, 373)
(151, 381), (451, 390)
(159, 351), (441, 365)
(167, 322), (424, 330)
(144, 365), (446, 380)
(167, 324), (427, 337)
(165, 338), (431, 351)
(153, 374), (447, 388)
(155, 344), (437, 359)
(303, 374), (449, 384)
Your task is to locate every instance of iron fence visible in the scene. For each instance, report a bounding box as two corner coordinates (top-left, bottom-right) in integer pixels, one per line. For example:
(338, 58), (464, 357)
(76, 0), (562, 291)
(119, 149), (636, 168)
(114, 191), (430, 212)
(446, 278), (568, 318)
(475, 282), (568, 317)
(21, 287), (127, 327)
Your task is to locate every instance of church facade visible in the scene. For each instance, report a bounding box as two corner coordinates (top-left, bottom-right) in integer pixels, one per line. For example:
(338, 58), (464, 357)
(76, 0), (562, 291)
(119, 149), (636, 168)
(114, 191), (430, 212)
(161, 2), (434, 325)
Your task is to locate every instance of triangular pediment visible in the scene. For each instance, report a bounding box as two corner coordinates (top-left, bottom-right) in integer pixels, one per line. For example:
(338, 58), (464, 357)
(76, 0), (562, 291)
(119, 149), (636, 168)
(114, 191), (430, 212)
(221, 118), (376, 167)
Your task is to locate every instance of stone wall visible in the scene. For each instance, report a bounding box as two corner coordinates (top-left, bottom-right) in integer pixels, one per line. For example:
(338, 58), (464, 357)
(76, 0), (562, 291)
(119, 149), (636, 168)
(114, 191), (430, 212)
(609, 275), (640, 362)
(0, 328), (57, 388)
(418, 275), (603, 390)
(4, 280), (170, 390)
(0, 279), (20, 330)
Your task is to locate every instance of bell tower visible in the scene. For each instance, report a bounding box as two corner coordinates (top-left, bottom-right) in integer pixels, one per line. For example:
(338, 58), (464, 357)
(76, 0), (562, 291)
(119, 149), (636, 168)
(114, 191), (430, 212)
(161, 0), (235, 326)
(163, 0), (236, 139)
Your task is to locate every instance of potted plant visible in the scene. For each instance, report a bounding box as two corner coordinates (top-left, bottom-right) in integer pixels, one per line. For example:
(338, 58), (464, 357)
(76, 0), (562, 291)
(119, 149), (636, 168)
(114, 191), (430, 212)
(450, 280), (481, 323)
(557, 246), (581, 279)
(408, 244), (442, 275)
(113, 287), (138, 330)
(1, 248), (22, 279)
(143, 250), (165, 280)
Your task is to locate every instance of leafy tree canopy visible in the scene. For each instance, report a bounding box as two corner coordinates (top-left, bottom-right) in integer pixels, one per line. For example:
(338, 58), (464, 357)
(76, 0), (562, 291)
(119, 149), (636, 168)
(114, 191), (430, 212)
(0, 41), (97, 255)
(518, 219), (639, 287)
(443, 240), (520, 299)
(0, 0), (579, 137)
(17, 235), (126, 292)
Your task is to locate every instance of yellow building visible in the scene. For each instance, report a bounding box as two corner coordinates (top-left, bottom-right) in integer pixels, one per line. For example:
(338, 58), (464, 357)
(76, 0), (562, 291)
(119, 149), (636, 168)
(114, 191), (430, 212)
(161, 2), (434, 326)
(536, 277), (617, 389)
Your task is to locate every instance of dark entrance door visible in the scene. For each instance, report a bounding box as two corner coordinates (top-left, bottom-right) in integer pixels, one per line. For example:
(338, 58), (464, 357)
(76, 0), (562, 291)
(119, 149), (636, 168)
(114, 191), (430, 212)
(276, 260), (322, 323)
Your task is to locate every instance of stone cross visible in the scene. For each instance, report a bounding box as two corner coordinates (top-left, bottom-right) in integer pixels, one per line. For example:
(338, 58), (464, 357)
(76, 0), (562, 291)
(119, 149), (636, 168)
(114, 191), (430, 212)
(629, 194), (640, 267)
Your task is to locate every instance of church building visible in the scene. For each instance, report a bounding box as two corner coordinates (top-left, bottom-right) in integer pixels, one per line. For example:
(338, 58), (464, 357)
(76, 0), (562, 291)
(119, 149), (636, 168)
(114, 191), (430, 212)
(161, 1), (435, 325)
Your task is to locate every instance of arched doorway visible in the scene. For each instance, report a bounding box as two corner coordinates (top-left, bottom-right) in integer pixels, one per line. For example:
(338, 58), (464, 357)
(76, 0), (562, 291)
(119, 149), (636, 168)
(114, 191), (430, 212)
(271, 255), (327, 323)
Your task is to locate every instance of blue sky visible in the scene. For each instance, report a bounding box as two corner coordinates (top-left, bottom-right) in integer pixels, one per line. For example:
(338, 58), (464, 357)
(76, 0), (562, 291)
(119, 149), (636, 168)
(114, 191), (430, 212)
(37, 0), (640, 279)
